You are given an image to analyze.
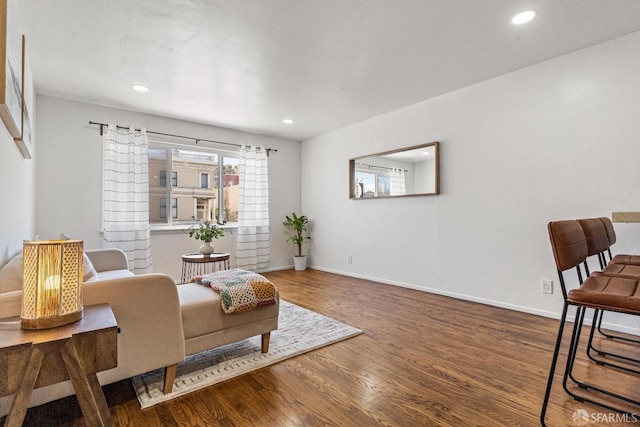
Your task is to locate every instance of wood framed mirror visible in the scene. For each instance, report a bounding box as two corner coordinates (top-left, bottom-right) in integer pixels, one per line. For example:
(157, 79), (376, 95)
(349, 141), (439, 199)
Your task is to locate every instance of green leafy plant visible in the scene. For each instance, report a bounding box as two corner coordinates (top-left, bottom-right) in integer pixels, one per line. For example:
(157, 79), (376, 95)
(282, 212), (311, 257)
(186, 220), (224, 243)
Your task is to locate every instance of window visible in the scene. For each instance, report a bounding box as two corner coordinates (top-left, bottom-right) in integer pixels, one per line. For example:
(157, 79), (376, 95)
(171, 197), (178, 219)
(159, 171), (177, 187)
(355, 170), (391, 198)
(149, 144), (239, 226)
(159, 197), (178, 219)
(222, 156), (240, 222)
(159, 197), (166, 220)
(200, 172), (209, 189)
(377, 175), (390, 197)
(355, 171), (376, 198)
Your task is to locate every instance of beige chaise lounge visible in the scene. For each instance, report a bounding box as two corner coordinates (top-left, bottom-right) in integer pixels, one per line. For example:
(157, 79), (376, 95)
(0, 248), (279, 416)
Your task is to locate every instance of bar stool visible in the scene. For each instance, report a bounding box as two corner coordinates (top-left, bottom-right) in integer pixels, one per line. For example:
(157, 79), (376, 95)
(541, 220), (640, 426)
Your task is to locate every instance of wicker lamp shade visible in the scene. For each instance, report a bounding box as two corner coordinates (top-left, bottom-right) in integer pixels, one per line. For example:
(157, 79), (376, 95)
(21, 240), (84, 329)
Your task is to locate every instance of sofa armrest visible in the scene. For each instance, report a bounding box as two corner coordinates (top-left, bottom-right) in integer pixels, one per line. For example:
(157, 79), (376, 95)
(0, 290), (22, 318)
(85, 248), (129, 273)
(83, 273), (186, 381)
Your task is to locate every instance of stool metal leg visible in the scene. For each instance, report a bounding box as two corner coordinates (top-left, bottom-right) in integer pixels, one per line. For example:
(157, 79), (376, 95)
(541, 301), (569, 426)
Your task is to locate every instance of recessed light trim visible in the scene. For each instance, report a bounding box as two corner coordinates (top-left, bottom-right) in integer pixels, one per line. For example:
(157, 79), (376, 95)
(132, 84), (149, 92)
(282, 118), (295, 124)
(511, 10), (536, 25)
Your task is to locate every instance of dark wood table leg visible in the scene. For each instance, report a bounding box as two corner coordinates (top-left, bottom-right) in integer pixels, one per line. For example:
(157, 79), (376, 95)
(87, 372), (113, 425)
(61, 340), (110, 427)
(4, 347), (44, 427)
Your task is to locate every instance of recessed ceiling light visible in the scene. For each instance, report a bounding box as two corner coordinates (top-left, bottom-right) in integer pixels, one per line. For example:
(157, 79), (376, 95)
(283, 118), (295, 124)
(511, 10), (536, 25)
(131, 84), (149, 92)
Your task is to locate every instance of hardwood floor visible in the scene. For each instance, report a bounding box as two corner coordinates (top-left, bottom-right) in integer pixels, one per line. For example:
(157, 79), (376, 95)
(5, 269), (640, 426)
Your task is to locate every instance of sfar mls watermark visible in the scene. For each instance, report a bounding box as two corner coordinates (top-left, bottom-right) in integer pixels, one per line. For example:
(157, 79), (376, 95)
(572, 409), (639, 425)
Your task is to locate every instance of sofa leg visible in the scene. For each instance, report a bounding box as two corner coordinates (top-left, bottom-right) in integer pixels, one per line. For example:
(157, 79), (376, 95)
(261, 332), (271, 353)
(163, 364), (178, 394)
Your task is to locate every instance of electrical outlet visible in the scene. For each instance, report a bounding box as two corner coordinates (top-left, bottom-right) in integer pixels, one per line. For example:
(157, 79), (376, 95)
(347, 255), (352, 264)
(541, 279), (553, 294)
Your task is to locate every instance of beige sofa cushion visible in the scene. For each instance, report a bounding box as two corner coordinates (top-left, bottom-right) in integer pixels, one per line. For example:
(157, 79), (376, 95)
(57, 233), (98, 282)
(0, 250), (98, 292)
(0, 254), (23, 293)
(178, 283), (278, 340)
(89, 269), (134, 282)
(82, 254), (99, 282)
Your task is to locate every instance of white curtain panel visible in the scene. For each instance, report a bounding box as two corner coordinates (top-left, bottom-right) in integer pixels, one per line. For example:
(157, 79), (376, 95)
(236, 145), (270, 270)
(102, 124), (153, 273)
(390, 168), (406, 196)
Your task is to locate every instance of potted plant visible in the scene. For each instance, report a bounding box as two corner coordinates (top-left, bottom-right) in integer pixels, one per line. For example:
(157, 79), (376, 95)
(282, 212), (311, 271)
(186, 220), (224, 255)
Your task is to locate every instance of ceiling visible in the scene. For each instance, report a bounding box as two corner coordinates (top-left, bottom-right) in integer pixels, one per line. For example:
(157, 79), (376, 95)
(17, 0), (640, 141)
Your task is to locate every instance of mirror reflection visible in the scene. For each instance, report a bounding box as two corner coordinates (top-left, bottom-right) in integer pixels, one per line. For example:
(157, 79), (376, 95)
(349, 141), (439, 199)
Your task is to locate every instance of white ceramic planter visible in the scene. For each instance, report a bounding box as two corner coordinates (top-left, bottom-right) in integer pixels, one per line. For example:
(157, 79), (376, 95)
(293, 255), (307, 271)
(199, 242), (214, 255)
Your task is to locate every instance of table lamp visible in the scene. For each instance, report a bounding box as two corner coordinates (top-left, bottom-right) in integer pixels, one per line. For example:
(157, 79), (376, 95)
(21, 240), (84, 329)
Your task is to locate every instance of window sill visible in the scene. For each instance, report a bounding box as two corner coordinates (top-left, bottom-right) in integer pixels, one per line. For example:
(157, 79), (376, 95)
(150, 224), (238, 234)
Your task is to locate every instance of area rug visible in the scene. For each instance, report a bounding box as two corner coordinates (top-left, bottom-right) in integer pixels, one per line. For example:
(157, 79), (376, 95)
(132, 300), (363, 408)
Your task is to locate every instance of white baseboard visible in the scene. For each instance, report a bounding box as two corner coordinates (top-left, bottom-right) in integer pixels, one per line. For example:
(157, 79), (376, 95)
(308, 265), (640, 337)
(256, 264), (294, 273)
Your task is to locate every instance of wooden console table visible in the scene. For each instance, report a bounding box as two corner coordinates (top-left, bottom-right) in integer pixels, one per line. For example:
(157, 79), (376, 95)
(181, 252), (230, 284)
(0, 304), (118, 427)
(612, 212), (640, 223)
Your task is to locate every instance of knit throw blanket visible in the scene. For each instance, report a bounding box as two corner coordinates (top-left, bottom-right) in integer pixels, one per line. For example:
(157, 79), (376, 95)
(192, 269), (277, 314)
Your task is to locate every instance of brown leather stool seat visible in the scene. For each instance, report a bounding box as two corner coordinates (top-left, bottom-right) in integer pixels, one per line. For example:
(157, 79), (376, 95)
(568, 274), (640, 313)
(600, 217), (640, 265)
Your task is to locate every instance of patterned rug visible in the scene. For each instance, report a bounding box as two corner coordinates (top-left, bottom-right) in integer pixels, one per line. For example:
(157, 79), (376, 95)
(132, 300), (363, 408)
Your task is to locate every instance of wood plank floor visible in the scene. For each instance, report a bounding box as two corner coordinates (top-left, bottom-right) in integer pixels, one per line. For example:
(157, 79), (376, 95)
(5, 269), (640, 426)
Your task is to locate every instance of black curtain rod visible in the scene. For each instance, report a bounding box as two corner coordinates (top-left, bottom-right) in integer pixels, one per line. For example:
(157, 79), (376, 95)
(355, 162), (408, 173)
(88, 121), (277, 155)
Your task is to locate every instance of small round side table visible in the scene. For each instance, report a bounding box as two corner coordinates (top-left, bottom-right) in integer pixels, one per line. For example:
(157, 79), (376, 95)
(180, 252), (230, 284)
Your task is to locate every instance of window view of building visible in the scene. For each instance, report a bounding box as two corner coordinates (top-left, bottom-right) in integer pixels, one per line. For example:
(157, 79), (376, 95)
(356, 170), (389, 198)
(149, 145), (239, 225)
(159, 197), (177, 220)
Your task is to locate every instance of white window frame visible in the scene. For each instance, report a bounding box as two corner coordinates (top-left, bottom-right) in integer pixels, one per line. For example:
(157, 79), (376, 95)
(149, 140), (238, 229)
(355, 168), (392, 198)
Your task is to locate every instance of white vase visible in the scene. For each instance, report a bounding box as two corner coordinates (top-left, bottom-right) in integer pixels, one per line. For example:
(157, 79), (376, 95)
(199, 242), (214, 255)
(293, 255), (307, 271)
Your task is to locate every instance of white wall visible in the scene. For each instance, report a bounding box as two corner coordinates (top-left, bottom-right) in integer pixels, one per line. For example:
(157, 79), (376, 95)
(414, 158), (435, 194)
(35, 96), (301, 281)
(0, 119), (36, 265)
(302, 31), (640, 330)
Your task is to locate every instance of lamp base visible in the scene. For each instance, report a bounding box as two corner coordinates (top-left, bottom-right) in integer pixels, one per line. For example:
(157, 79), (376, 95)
(21, 309), (83, 330)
